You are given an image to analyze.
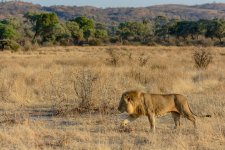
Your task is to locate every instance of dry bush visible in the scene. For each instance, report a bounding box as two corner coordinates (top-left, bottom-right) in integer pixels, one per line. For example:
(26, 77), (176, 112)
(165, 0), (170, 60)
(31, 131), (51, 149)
(73, 67), (98, 111)
(53, 67), (100, 115)
(138, 53), (150, 67)
(22, 41), (39, 51)
(106, 48), (122, 67)
(193, 48), (213, 70)
(193, 48), (213, 83)
(0, 77), (16, 104)
(129, 68), (151, 86)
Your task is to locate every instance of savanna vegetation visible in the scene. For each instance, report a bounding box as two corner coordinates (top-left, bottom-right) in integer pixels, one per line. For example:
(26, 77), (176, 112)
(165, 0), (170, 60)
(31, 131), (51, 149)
(0, 46), (224, 149)
(0, 2), (225, 150)
(2, 11), (225, 51)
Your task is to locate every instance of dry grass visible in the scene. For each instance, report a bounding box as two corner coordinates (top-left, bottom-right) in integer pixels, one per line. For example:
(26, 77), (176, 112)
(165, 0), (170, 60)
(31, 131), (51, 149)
(0, 46), (224, 149)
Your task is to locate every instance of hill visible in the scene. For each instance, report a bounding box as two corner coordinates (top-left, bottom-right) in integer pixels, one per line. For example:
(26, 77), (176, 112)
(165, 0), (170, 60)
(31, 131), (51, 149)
(1, 2), (225, 22)
(0, 1), (41, 19)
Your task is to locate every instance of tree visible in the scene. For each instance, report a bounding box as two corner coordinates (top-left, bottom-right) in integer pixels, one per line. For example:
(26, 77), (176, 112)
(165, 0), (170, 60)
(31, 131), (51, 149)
(205, 19), (225, 42)
(0, 23), (18, 40)
(54, 23), (71, 45)
(71, 16), (95, 42)
(154, 16), (169, 41)
(24, 12), (60, 43)
(95, 29), (108, 39)
(94, 23), (108, 40)
(95, 23), (107, 30)
(168, 18), (179, 38)
(117, 21), (151, 44)
(36, 13), (59, 42)
(66, 21), (83, 44)
(171, 21), (191, 40)
(117, 22), (134, 43)
(0, 21), (19, 51)
(188, 21), (205, 40)
(24, 12), (42, 41)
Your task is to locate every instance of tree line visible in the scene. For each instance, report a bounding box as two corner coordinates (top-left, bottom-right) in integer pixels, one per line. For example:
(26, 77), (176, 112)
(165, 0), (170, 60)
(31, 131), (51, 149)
(1, 12), (225, 51)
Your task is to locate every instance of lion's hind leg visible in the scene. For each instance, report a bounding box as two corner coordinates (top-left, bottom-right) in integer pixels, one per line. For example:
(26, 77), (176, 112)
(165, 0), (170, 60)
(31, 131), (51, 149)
(182, 104), (196, 128)
(186, 114), (196, 128)
(171, 112), (181, 129)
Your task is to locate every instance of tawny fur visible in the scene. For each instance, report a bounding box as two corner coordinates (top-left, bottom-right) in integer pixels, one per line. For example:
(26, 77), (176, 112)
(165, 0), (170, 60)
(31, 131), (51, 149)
(118, 90), (210, 132)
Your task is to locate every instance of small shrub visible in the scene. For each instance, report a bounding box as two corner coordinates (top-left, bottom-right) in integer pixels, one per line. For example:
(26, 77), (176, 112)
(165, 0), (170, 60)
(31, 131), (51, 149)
(106, 48), (121, 67)
(193, 48), (213, 70)
(42, 41), (54, 47)
(139, 53), (150, 67)
(122, 40), (130, 45)
(73, 68), (98, 110)
(0, 39), (20, 51)
(193, 48), (213, 83)
(109, 37), (120, 44)
(129, 68), (150, 85)
(89, 39), (103, 46)
(23, 40), (33, 51)
(10, 41), (20, 51)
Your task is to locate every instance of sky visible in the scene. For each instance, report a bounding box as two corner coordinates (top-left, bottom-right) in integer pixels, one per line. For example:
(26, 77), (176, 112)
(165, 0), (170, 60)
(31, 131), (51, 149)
(22, 0), (225, 8)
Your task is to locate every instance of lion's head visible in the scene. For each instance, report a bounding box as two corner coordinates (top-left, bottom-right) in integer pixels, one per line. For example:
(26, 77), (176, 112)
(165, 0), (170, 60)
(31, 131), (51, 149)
(118, 91), (145, 115)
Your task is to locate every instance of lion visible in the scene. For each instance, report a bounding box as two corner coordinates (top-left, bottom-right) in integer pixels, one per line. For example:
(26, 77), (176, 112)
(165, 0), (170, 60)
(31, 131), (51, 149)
(118, 90), (211, 132)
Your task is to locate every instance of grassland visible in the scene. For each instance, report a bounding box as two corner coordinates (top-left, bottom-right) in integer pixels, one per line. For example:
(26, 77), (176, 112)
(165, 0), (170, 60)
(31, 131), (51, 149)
(0, 46), (224, 149)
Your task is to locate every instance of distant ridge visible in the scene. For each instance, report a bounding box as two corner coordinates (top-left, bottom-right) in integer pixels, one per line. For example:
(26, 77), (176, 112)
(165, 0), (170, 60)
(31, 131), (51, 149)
(1, 1), (225, 23)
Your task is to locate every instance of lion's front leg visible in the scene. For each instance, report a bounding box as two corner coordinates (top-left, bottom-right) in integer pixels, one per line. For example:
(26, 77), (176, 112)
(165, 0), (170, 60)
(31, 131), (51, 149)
(147, 113), (155, 132)
(121, 115), (138, 127)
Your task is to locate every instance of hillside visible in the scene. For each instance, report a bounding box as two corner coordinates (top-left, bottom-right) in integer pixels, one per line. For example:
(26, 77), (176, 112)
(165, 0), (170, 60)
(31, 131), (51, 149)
(0, 1), (41, 18)
(1, 2), (225, 22)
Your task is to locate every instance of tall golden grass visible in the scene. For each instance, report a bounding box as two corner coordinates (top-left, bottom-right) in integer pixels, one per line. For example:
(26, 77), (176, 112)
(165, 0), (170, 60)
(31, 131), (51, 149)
(0, 46), (224, 149)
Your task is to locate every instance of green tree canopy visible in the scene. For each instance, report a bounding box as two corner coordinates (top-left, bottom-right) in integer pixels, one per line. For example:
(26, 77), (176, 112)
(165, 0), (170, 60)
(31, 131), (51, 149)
(154, 16), (169, 40)
(71, 16), (95, 41)
(0, 20), (20, 51)
(0, 22), (18, 40)
(25, 12), (60, 43)
(66, 21), (83, 44)
(95, 29), (108, 39)
(205, 19), (225, 42)
(117, 21), (152, 43)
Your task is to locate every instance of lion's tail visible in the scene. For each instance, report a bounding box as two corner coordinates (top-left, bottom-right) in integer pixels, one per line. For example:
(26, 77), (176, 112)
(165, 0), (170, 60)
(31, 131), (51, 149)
(187, 103), (211, 118)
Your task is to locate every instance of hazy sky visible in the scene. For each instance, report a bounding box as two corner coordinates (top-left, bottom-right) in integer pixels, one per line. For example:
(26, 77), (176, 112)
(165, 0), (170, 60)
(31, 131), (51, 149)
(22, 0), (225, 7)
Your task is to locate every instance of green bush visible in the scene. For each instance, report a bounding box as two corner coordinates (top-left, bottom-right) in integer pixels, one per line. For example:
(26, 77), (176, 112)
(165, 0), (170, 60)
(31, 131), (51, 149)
(0, 39), (19, 51)
(9, 40), (20, 51)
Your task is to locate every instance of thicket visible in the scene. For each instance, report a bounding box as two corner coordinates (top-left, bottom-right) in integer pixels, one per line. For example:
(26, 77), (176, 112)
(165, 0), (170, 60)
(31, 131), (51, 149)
(1, 13), (225, 50)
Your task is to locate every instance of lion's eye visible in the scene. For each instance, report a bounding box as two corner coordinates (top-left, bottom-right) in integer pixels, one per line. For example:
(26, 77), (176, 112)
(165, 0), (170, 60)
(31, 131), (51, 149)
(127, 97), (131, 101)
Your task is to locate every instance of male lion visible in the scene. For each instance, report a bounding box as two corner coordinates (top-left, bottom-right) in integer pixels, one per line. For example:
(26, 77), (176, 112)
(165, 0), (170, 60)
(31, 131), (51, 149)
(118, 90), (211, 132)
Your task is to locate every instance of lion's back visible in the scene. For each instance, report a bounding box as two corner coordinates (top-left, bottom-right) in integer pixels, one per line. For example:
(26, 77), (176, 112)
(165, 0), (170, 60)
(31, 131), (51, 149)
(143, 93), (189, 115)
